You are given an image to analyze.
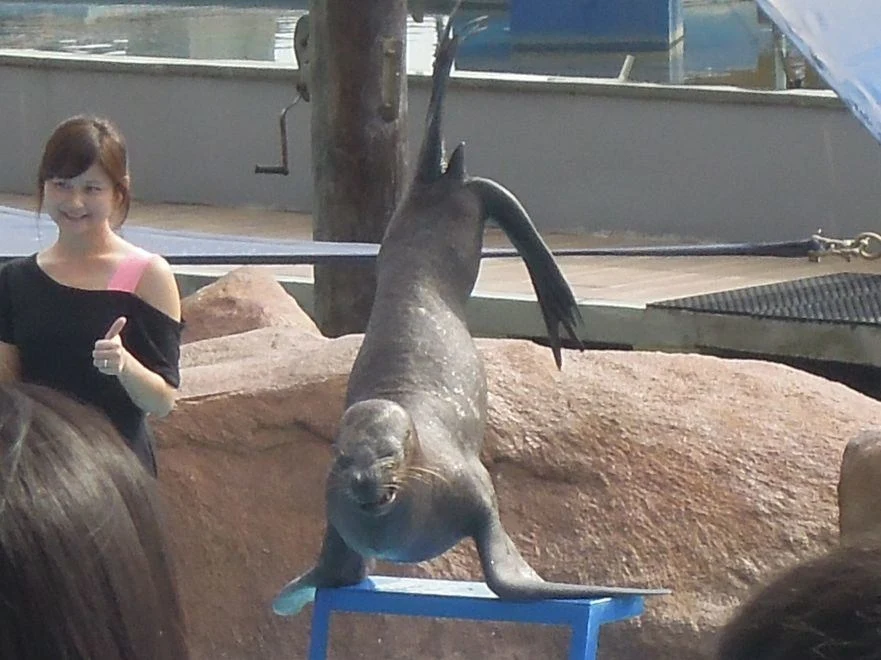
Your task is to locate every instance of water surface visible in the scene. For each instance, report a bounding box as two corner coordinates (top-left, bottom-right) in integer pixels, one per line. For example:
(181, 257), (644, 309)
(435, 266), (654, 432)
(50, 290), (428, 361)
(0, 1), (823, 88)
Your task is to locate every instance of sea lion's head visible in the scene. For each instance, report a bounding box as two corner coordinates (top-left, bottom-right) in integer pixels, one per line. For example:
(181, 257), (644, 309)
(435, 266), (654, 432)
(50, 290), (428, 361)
(328, 399), (416, 516)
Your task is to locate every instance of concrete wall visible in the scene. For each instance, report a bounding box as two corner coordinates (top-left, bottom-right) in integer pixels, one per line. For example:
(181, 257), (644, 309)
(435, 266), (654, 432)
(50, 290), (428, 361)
(2, 50), (880, 241)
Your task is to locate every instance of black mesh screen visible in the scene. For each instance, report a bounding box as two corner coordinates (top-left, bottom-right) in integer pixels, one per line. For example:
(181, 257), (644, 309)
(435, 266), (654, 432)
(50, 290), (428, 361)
(651, 273), (881, 326)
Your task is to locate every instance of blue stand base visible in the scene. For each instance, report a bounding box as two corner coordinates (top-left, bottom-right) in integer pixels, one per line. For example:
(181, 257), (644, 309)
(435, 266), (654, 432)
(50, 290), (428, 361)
(510, 0), (684, 51)
(308, 576), (645, 660)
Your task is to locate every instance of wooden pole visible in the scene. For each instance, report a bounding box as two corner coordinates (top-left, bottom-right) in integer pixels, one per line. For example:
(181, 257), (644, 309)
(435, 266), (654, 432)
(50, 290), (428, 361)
(310, 0), (409, 337)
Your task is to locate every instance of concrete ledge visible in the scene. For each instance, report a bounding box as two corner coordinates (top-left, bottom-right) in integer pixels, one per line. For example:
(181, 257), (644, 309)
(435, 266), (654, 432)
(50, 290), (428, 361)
(0, 48), (845, 109)
(641, 307), (881, 367)
(174, 269), (881, 368)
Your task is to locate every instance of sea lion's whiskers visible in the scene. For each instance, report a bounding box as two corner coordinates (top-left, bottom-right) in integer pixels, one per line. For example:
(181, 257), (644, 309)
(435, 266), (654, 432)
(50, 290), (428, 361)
(374, 457), (399, 471)
(402, 465), (448, 487)
(397, 472), (429, 490)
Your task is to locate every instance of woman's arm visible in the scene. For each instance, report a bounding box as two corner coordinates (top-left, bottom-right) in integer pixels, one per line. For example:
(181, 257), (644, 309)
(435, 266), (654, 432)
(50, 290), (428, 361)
(93, 256), (182, 417)
(0, 341), (21, 383)
(115, 348), (177, 417)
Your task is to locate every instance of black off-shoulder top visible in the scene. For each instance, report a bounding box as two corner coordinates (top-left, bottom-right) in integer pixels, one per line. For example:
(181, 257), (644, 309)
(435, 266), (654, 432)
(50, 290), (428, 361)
(0, 254), (182, 474)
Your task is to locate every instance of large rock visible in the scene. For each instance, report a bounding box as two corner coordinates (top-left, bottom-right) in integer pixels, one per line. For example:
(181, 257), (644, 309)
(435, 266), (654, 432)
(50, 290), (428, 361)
(179, 267), (319, 344)
(838, 429), (881, 544)
(154, 325), (875, 660)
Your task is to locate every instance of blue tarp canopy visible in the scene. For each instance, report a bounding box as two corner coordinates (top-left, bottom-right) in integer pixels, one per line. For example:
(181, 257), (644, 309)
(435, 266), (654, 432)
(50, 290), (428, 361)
(756, 0), (881, 146)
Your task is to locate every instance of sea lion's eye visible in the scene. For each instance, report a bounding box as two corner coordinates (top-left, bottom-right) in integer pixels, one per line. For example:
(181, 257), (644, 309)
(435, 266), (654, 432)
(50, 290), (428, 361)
(335, 454), (354, 469)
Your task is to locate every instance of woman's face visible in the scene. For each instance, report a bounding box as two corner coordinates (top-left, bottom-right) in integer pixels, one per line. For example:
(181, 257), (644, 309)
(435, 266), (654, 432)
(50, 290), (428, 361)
(42, 162), (121, 235)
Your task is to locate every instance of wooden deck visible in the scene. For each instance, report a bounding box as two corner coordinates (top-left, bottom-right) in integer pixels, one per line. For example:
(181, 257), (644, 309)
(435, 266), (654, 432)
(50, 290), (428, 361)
(3, 193), (880, 367)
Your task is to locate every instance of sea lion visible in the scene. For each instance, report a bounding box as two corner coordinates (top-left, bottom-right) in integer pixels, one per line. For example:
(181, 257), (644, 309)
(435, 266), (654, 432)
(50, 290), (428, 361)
(273, 7), (668, 616)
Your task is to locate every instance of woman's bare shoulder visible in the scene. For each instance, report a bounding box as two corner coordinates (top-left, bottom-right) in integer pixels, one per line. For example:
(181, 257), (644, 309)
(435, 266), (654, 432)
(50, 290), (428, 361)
(135, 254), (181, 321)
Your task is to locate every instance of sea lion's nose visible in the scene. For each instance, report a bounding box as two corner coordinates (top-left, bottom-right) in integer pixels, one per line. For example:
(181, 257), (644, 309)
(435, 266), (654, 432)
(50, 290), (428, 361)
(351, 471), (374, 499)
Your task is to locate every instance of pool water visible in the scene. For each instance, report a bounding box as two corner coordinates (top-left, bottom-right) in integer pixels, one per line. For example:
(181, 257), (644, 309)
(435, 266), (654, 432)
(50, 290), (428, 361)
(0, 1), (823, 88)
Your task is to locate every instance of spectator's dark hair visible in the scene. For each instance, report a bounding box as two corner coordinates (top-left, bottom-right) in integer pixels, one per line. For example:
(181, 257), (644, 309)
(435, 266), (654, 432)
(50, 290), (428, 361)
(0, 383), (188, 659)
(717, 543), (881, 660)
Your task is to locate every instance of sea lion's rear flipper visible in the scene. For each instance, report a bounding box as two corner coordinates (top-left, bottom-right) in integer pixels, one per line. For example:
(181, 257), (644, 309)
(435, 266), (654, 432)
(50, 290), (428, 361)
(467, 177), (583, 368)
(416, 8), (487, 183)
(273, 525), (374, 616)
(475, 515), (671, 600)
(417, 8), (581, 367)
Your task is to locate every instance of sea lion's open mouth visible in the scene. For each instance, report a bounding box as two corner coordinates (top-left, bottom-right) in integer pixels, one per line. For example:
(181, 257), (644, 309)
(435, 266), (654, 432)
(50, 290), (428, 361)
(359, 488), (397, 513)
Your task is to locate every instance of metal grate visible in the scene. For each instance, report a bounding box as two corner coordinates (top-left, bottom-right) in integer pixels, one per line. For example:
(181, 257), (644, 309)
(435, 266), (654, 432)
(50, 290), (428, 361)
(651, 273), (881, 326)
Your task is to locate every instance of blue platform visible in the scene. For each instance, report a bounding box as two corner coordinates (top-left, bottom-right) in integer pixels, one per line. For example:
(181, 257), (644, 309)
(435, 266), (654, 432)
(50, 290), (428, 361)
(308, 576), (645, 660)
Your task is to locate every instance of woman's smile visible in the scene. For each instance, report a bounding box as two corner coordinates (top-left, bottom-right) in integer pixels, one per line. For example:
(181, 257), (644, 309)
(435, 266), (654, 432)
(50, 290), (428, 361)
(44, 162), (119, 232)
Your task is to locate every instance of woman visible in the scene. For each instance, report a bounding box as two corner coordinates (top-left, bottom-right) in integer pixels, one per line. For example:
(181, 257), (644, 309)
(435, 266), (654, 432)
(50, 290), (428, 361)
(0, 115), (182, 474)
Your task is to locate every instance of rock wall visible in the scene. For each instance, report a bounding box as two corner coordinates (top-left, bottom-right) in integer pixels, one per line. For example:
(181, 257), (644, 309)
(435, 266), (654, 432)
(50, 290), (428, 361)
(839, 429), (881, 544)
(153, 270), (879, 659)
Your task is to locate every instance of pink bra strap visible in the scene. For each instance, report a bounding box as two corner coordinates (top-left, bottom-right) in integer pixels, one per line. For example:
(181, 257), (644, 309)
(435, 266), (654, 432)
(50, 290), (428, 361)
(107, 252), (153, 293)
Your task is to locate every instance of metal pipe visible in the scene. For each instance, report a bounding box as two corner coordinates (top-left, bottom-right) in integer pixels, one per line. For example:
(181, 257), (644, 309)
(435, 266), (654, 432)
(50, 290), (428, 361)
(617, 55), (635, 82)
(255, 96), (302, 176)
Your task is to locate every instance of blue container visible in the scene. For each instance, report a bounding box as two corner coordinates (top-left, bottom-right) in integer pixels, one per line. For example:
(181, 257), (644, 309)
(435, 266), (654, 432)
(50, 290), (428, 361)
(510, 0), (684, 51)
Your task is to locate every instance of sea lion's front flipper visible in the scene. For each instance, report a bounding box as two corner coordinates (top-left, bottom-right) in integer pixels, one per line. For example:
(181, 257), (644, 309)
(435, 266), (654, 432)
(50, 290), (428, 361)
(273, 524), (374, 616)
(475, 514), (671, 599)
(467, 177), (583, 368)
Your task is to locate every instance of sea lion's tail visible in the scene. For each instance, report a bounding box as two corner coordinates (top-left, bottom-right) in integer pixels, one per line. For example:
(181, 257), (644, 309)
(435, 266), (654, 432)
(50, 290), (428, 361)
(415, 5), (487, 184)
(468, 177), (583, 368)
(414, 8), (581, 367)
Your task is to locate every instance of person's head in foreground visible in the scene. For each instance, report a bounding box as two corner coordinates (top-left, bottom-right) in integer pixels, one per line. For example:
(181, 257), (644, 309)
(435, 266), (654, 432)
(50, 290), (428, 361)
(0, 382), (188, 659)
(717, 542), (881, 660)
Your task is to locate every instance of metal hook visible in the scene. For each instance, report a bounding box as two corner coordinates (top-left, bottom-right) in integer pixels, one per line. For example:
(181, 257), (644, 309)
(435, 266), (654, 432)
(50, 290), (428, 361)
(809, 230), (881, 261)
(255, 96), (302, 176)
